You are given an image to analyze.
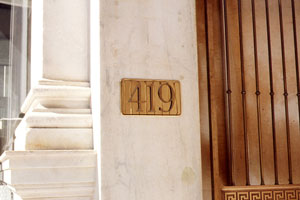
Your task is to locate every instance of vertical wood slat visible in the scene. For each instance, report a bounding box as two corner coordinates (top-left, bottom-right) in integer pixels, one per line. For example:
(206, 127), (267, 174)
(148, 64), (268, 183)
(250, 0), (261, 184)
(240, 0), (261, 186)
(293, 0), (300, 184)
(253, 0), (275, 185)
(281, 0), (300, 185)
(224, 0), (247, 186)
(222, 0), (233, 187)
(196, 0), (212, 198)
(278, 0), (293, 184)
(207, 0), (228, 198)
(266, 0), (289, 185)
(238, 0), (250, 186)
(265, 0), (279, 185)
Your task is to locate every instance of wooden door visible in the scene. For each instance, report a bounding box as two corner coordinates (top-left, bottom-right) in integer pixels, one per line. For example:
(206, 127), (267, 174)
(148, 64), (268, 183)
(197, 0), (300, 199)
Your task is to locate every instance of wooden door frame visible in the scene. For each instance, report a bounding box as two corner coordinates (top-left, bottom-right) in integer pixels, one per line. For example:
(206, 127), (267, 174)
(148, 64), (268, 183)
(196, 0), (228, 199)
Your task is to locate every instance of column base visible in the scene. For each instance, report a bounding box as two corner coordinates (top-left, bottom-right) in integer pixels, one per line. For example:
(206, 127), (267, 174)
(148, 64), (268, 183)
(14, 84), (93, 151)
(0, 150), (96, 200)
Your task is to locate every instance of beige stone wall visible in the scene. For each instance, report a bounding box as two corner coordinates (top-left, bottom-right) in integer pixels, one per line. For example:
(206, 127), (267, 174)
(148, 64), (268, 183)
(100, 0), (202, 199)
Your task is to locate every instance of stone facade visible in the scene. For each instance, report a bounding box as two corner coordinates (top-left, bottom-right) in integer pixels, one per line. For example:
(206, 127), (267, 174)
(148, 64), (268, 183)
(0, 0), (203, 199)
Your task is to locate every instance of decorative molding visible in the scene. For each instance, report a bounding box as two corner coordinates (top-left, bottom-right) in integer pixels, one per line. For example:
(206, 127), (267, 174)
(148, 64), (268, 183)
(38, 79), (90, 87)
(13, 84), (93, 151)
(223, 185), (300, 200)
(21, 84), (91, 113)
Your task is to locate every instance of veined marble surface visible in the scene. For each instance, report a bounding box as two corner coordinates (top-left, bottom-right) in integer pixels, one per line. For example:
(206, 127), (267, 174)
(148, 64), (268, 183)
(100, 0), (202, 199)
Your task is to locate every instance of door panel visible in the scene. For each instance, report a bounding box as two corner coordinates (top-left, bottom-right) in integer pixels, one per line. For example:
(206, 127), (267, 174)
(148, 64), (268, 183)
(198, 0), (300, 199)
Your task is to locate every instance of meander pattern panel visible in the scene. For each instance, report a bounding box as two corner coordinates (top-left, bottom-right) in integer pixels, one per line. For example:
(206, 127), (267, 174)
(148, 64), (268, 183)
(223, 187), (300, 200)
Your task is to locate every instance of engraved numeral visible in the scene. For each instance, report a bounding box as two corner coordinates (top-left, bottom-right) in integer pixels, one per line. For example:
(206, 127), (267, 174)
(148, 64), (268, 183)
(122, 79), (181, 115)
(146, 81), (155, 112)
(128, 82), (144, 112)
(158, 83), (175, 112)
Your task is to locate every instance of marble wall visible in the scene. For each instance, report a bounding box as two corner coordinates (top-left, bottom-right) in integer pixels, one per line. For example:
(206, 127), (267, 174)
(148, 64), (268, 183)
(100, 0), (202, 199)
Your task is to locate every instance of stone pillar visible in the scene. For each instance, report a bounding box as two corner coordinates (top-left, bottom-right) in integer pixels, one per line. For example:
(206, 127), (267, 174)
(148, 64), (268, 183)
(100, 0), (202, 199)
(31, 0), (90, 86)
(0, 0), (96, 199)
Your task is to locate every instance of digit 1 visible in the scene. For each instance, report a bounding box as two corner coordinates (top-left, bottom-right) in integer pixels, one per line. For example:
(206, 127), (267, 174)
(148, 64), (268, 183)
(146, 81), (155, 112)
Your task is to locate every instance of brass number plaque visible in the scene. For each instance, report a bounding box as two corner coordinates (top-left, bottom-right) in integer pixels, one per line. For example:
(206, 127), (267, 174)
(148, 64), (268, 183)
(121, 79), (181, 115)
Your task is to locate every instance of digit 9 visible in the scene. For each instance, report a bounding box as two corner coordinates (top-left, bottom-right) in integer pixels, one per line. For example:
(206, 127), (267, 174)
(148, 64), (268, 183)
(158, 82), (175, 112)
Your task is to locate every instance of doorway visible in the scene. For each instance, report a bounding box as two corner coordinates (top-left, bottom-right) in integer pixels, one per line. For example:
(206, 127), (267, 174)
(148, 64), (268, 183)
(197, 0), (300, 199)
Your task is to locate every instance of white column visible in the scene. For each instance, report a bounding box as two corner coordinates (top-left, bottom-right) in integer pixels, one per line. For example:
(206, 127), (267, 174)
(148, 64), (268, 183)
(16, 0), (92, 151)
(31, 0), (90, 87)
(42, 0), (89, 82)
(1, 0), (97, 199)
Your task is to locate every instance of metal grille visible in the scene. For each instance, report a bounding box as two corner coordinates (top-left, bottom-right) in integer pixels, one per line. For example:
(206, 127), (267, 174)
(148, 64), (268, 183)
(222, 0), (300, 186)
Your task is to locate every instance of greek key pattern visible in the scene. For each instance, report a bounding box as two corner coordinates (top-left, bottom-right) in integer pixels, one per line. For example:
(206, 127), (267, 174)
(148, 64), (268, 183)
(223, 188), (300, 200)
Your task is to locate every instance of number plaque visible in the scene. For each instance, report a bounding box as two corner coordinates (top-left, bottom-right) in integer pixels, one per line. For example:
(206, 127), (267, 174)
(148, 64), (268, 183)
(121, 79), (181, 115)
